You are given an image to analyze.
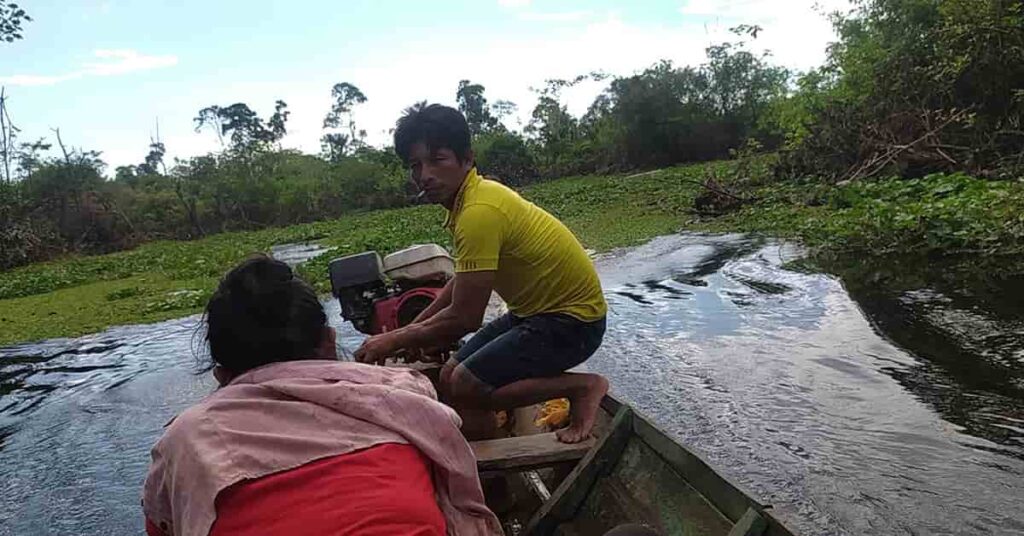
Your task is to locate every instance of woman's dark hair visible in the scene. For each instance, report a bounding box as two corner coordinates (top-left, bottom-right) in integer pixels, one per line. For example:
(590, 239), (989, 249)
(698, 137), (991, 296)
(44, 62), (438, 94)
(394, 103), (472, 165)
(203, 255), (327, 374)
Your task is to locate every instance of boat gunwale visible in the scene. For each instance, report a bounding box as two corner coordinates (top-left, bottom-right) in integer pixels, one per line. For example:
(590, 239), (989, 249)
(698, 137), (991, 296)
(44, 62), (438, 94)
(599, 393), (798, 536)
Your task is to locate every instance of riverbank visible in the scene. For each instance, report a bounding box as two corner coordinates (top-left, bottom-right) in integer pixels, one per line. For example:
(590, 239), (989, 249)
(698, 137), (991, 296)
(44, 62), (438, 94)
(1, 161), (1022, 346)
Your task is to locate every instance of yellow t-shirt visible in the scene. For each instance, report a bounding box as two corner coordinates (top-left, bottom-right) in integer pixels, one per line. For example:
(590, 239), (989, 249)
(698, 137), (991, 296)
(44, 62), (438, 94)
(446, 168), (607, 322)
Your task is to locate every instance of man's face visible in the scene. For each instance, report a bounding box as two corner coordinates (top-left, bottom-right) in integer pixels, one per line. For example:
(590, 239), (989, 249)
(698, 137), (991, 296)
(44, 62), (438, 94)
(407, 142), (473, 208)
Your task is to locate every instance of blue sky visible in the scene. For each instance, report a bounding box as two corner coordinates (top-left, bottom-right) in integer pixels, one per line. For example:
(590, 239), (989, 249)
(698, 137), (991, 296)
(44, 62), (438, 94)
(1, 0), (851, 172)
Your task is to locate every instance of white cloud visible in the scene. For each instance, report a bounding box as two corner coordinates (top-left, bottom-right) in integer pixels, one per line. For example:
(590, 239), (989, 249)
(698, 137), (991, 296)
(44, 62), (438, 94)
(85, 49), (178, 76)
(680, 0), (760, 16)
(0, 49), (178, 87)
(679, 0), (849, 18)
(519, 10), (593, 22)
(497, 0), (588, 22)
(677, 0), (854, 67)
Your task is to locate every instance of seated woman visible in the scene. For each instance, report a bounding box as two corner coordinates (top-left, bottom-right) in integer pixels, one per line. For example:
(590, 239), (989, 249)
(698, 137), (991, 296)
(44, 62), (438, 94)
(142, 256), (500, 536)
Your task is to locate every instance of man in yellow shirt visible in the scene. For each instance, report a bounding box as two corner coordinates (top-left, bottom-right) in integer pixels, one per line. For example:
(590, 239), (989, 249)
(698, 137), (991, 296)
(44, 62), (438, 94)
(355, 104), (608, 443)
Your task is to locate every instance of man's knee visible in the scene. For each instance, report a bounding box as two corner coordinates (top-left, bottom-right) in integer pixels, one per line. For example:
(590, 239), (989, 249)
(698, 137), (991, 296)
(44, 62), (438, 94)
(438, 358), (458, 399)
(449, 365), (491, 403)
(440, 358), (457, 384)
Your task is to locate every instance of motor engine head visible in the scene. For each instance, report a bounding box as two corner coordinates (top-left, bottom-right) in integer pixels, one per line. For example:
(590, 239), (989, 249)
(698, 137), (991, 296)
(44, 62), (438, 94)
(327, 245), (454, 336)
(328, 251), (388, 335)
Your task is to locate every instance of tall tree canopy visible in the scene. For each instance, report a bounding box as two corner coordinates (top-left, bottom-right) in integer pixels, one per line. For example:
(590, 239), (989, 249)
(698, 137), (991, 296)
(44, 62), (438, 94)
(321, 82), (368, 161)
(456, 80), (498, 136)
(0, 2), (30, 43)
(194, 101), (289, 153)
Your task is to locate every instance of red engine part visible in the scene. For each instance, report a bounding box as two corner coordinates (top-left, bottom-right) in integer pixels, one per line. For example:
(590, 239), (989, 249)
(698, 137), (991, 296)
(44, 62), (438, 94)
(371, 287), (445, 334)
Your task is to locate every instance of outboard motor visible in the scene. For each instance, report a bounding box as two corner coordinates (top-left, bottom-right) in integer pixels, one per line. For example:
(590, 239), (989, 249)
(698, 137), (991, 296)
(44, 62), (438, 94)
(328, 244), (454, 335)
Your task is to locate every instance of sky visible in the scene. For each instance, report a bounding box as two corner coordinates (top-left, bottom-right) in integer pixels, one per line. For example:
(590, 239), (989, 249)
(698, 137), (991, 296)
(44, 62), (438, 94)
(1, 0), (853, 173)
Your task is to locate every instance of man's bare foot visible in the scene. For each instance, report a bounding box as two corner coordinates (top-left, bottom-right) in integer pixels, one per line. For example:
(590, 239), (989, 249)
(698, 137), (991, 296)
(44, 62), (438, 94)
(556, 374), (609, 443)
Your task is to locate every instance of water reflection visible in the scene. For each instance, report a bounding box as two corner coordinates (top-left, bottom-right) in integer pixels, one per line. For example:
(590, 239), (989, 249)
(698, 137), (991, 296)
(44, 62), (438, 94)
(268, 242), (332, 267)
(819, 254), (1024, 457)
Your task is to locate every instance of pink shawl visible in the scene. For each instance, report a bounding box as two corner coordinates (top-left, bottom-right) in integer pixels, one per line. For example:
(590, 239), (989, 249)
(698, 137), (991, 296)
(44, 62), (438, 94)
(142, 360), (502, 536)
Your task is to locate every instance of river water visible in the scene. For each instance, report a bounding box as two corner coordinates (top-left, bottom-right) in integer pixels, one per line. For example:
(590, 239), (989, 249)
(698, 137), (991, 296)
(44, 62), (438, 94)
(1, 234), (1022, 535)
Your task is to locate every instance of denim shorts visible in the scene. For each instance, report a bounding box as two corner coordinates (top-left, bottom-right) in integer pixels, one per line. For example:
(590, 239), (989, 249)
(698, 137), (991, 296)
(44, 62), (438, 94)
(455, 312), (606, 388)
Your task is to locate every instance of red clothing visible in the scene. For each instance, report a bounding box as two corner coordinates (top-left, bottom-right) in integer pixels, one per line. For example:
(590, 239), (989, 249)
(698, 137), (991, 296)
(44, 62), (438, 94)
(142, 361), (498, 536)
(146, 443), (445, 536)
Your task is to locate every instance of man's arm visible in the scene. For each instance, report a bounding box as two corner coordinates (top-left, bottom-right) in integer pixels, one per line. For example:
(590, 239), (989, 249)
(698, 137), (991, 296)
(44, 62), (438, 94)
(355, 271), (495, 364)
(411, 278), (455, 324)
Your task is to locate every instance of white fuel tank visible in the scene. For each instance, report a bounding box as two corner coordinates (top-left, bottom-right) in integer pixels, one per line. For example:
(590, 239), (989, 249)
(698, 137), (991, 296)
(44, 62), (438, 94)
(382, 244), (455, 282)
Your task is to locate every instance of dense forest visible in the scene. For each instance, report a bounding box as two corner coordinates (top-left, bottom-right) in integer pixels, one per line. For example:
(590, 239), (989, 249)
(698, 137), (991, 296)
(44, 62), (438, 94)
(0, 0), (1022, 271)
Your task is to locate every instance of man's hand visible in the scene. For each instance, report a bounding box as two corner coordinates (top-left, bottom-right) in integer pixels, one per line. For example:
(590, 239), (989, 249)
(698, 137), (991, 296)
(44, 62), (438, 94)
(400, 346), (452, 364)
(354, 334), (449, 365)
(354, 333), (400, 365)
(355, 271), (493, 366)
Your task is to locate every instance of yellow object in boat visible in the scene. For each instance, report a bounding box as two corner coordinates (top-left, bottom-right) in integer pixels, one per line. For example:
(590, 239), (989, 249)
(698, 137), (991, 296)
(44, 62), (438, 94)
(534, 398), (570, 430)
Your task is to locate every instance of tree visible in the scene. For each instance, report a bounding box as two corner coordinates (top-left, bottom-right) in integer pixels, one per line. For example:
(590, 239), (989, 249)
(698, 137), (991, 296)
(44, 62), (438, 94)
(779, 0), (1024, 180)
(323, 83), (367, 129)
(114, 165), (137, 183)
(137, 140), (166, 176)
(704, 43), (788, 122)
(322, 82), (367, 161)
(527, 96), (576, 146)
(21, 136), (106, 243)
(15, 138), (51, 178)
(0, 2), (31, 43)
(475, 130), (538, 186)
(490, 100), (518, 129)
(0, 87), (45, 183)
(168, 156), (208, 238)
(129, 132), (205, 238)
(267, 100), (289, 147)
(587, 44), (788, 169)
(194, 105), (227, 146)
(321, 133), (352, 163)
(0, 87), (15, 183)
(194, 101), (288, 154)
(456, 80), (499, 135)
(524, 75), (604, 150)
(218, 103), (262, 148)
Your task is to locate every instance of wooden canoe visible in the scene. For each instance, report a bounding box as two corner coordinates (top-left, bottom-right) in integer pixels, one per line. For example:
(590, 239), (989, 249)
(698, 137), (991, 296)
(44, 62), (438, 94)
(395, 361), (796, 535)
(470, 395), (798, 536)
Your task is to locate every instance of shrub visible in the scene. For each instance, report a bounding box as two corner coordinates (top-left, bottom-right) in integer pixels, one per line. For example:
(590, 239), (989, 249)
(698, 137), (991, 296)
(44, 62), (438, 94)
(474, 130), (539, 186)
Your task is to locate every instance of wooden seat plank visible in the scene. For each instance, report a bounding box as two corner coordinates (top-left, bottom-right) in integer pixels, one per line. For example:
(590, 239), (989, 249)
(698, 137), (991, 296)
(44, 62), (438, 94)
(472, 432), (595, 472)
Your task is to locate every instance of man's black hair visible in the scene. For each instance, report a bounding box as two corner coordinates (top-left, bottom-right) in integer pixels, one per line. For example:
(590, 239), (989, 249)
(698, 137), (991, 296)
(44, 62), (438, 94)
(394, 103), (472, 165)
